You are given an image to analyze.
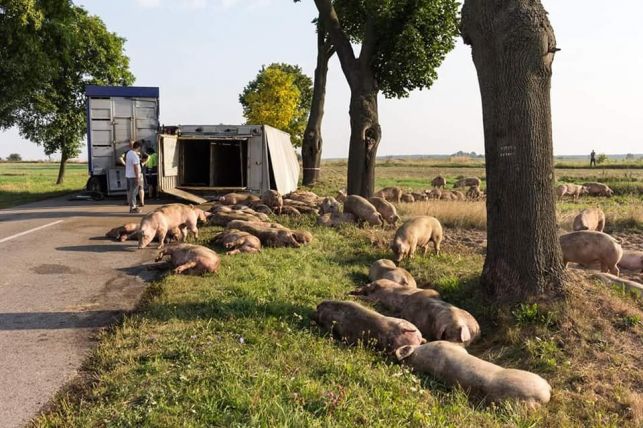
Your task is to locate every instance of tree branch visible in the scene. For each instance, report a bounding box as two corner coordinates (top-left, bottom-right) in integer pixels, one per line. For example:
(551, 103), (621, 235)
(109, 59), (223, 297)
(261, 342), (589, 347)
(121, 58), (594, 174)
(313, 0), (357, 86)
(358, 17), (377, 65)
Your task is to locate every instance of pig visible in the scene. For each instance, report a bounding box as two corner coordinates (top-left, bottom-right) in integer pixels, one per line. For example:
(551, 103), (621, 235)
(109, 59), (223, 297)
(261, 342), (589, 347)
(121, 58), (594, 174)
(219, 192), (260, 205)
(213, 230), (262, 255)
(313, 300), (424, 353)
(139, 204), (203, 249)
(283, 199), (319, 215)
(285, 191), (321, 206)
(396, 341), (552, 408)
(106, 223), (139, 242)
(373, 187), (403, 203)
(208, 211), (263, 226)
(209, 204), (232, 214)
(440, 191), (457, 201)
(454, 177), (481, 188)
(617, 250), (643, 272)
(261, 190), (283, 214)
(154, 243), (220, 275)
(336, 190), (347, 203)
(400, 193), (415, 203)
(250, 203), (274, 215)
(225, 220), (309, 248)
(368, 197), (400, 226)
(319, 197), (342, 215)
(428, 189), (442, 199)
(399, 292), (480, 346)
(317, 212), (356, 227)
(559, 230), (623, 275)
(280, 205), (302, 216)
(351, 279), (439, 310)
(556, 183), (589, 201)
(412, 192), (429, 202)
(583, 182), (614, 197)
(391, 216), (443, 262)
(452, 191), (466, 201)
(572, 207), (605, 232)
(368, 259), (417, 288)
(344, 195), (384, 226)
(431, 175), (446, 189)
(466, 185), (482, 200)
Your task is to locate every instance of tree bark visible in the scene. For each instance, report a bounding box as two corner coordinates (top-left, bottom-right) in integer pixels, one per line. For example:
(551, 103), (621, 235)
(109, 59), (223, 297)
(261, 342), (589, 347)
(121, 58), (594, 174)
(302, 26), (334, 186)
(461, 0), (564, 299)
(56, 151), (68, 185)
(314, 0), (382, 197)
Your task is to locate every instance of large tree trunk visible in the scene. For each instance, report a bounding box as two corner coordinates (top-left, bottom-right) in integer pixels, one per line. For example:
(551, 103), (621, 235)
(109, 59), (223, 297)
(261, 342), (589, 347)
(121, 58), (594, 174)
(461, 0), (564, 300)
(302, 27), (334, 186)
(56, 151), (68, 185)
(347, 84), (380, 197)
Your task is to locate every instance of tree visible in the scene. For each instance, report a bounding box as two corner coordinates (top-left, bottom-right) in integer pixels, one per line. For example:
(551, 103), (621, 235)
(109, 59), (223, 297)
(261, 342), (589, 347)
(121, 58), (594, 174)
(3, 1), (133, 184)
(597, 153), (608, 164)
(461, 0), (564, 300)
(301, 18), (334, 185)
(7, 153), (22, 161)
(239, 64), (312, 147)
(313, 0), (459, 197)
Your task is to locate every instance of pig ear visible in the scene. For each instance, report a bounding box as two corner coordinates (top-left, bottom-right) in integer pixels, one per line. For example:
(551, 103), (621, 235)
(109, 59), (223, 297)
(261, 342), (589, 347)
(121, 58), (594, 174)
(395, 345), (416, 361)
(459, 326), (471, 343)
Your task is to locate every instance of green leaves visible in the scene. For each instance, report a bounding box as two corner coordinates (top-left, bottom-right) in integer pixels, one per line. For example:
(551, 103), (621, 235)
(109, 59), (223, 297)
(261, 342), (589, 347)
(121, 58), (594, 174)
(239, 63), (313, 148)
(1, 0), (133, 175)
(333, 0), (460, 98)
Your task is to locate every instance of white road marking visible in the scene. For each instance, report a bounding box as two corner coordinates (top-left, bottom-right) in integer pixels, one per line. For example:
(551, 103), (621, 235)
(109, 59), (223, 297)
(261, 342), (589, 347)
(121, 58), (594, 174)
(0, 220), (64, 244)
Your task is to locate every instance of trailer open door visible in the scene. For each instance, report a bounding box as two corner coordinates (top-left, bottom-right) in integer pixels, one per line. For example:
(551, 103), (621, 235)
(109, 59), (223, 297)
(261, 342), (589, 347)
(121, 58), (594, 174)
(158, 134), (207, 204)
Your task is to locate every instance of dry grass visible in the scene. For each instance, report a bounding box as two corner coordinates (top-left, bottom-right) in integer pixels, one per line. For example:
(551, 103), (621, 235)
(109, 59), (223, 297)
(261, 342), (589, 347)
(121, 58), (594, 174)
(397, 200), (488, 230)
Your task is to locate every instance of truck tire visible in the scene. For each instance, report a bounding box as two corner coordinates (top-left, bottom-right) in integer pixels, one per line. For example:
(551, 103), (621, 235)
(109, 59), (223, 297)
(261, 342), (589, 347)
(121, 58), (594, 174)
(86, 176), (106, 200)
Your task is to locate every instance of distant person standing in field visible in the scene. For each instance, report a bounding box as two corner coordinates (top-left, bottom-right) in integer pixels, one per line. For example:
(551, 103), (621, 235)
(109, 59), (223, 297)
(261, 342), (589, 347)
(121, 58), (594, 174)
(125, 141), (143, 213)
(590, 150), (596, 167)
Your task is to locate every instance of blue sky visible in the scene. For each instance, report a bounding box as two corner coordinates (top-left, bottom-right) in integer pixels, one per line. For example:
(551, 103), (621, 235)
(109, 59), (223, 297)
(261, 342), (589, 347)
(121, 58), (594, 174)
(1, 0), (642, 160)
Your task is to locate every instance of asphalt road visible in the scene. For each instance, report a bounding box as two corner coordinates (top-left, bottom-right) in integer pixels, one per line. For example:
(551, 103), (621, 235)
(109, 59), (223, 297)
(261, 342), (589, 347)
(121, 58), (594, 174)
(0, 195), (168, 427)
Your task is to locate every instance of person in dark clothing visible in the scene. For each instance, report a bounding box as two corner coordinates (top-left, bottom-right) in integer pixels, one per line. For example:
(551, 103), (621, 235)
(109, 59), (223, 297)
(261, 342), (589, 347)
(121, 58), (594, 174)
(590, 150), (596, 167)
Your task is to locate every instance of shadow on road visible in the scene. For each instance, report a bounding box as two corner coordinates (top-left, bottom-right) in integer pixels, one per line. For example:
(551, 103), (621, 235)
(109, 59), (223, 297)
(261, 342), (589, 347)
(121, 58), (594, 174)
(0, 310), (122, 330)
(56, 244), (138, 253)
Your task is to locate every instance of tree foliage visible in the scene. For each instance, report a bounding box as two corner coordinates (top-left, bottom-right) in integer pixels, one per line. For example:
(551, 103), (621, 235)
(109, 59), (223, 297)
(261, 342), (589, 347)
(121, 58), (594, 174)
(1, 0), (134, 183)
(240, 64), (312, 147)
(7, 153), (22, 161)
(331, 0), (459, 98)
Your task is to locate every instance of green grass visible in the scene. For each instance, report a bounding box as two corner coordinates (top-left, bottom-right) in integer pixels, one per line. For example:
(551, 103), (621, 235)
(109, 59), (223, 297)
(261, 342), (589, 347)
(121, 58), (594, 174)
(0, 162), (87, 208)
(32, 160), (643, 427)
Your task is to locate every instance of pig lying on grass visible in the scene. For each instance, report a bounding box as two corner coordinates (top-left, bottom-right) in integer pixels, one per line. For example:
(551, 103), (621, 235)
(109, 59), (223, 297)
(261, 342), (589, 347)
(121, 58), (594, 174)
(344, 195), (383, 227)
(396, 341), (551, 408)
(313, 300), (424, 353)
(106, 223), (139, 241)
(226, 220), (312, 248)
(373, 187), (402, 203)
(212, 230), (262, 255)
(368, 197), (400, 226)
(319, 197), (342, 215)
(219, 192), (260, 205)
(139, 204), (209, 249)
(354, 279), (479, 346)
(261, 190), (283, 214)
(368, 259), (417, 288)
(559, 230), (623, 276)
(572, 207), (605, 232)
(618, 250), (643, 272)
(391, 216), (443, 262)
(317, 212), (356, 227)
(208, 211), (265, 226)
(154, 244), (220, 275)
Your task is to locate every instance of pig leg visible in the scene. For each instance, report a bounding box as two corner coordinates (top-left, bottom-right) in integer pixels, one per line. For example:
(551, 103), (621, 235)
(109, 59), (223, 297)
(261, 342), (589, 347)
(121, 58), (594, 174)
(409, 241), (418, 259)
(174, 260), (198, 274)
(156, 226), (168, 249)
(226, 249), (241, 255)
(433, 239), (441, 256)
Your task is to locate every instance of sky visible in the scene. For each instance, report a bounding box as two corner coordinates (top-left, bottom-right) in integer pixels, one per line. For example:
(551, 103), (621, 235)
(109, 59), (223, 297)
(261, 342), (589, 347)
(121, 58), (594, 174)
(1, 0), (642, 160)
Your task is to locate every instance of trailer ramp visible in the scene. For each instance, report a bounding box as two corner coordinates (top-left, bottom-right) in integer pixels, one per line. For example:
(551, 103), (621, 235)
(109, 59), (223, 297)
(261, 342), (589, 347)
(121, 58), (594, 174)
(162, 187), (208, 205)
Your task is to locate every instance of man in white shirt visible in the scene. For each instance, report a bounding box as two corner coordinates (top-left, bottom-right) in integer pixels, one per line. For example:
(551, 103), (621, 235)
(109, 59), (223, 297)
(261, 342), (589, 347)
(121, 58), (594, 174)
(125, 141), (143, 213)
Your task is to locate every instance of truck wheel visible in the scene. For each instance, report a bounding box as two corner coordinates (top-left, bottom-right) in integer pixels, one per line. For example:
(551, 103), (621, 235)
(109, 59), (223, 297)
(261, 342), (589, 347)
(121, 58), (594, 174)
(86, 176), (106, 200)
